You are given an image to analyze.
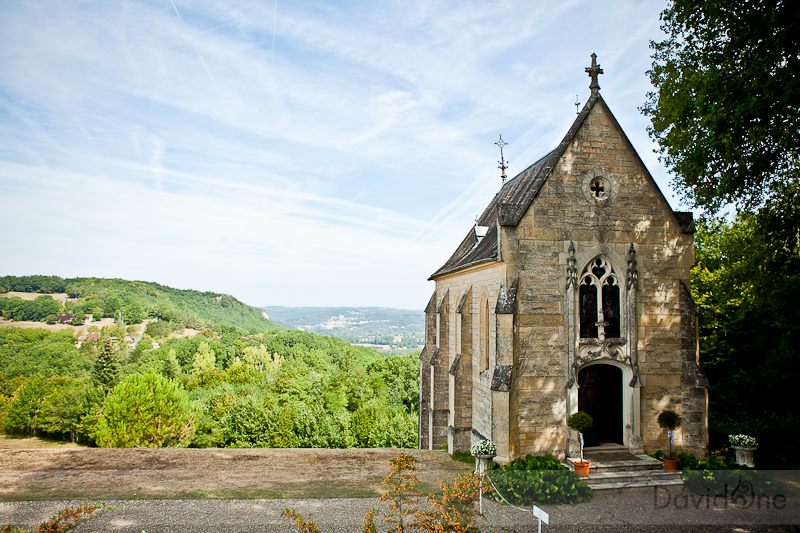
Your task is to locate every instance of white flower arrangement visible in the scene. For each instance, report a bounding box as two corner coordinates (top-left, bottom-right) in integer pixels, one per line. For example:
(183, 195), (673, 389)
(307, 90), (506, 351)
(728, 434), (758, 448)
(470, 439), (497, 456)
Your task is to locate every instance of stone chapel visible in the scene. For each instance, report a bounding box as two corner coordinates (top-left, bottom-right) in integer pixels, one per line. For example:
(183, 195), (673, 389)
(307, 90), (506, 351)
(418, 55), (708, 464)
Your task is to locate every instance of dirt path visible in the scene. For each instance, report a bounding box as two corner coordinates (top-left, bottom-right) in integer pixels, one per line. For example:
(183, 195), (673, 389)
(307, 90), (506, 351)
(0, 447), (472, 502)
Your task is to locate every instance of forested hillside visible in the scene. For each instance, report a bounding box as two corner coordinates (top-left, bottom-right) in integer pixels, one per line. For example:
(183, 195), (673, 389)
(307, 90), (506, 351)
(0, 275), (274, 333)
(0, 275), (419, 449)
(0, 326), (418, 448)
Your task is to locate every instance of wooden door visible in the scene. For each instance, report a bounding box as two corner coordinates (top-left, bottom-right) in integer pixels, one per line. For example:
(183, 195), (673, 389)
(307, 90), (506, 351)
(578, 365), (623, 446)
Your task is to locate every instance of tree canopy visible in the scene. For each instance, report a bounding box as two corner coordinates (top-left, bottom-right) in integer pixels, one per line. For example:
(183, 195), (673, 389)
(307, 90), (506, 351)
(0, 323), (420, 450)
(641, 0), (800, 213)
(692, 192), (800, 465)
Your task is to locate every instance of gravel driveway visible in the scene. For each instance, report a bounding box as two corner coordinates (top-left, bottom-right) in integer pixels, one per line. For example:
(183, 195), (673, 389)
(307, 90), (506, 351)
(2, 487), (799, 533)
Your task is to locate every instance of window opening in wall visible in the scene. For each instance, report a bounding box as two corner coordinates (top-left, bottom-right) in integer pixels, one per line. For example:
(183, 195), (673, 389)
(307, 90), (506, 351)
(579, 257), (621, 339)
(590, 178), (608, 200)
(480, 297), (489, 371)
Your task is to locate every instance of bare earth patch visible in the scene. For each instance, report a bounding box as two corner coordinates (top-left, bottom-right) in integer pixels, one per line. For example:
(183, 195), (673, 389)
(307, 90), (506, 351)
(0, 446), (472, 502)
(0, 436), (84, 450)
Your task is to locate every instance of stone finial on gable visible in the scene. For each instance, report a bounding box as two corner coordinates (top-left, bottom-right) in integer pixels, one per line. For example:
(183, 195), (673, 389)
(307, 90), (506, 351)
(585, 53), (603, 95)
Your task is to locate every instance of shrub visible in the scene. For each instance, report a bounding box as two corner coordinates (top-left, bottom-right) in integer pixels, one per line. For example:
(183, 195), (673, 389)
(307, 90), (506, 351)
(666, 451), (776, 497)
(225, 361), (260, 385)
(350, 402), (415, 448)
(71, 312), (86, 326)
(416, 473), (489, 533)
(95, 373), (195, 447)
(220, 393), (277, 448)
(289, 453), (492, 533)
(1, 502), (110, 533)
(351, 402), (387, 447)
(487, 453), (592, 506)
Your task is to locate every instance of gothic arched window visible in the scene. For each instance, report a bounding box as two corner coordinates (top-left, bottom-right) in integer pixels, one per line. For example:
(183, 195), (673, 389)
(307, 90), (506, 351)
(579, 257), (621, 339)
(479, 295), (489, 372)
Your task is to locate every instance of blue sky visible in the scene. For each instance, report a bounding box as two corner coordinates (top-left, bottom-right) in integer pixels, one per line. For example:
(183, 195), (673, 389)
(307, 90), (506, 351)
(0, 0), (684, 309)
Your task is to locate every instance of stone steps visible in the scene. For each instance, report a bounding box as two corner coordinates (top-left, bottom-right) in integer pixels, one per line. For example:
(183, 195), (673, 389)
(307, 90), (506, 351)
(564, 453), (684, 491)
(583, 443), (628, 453)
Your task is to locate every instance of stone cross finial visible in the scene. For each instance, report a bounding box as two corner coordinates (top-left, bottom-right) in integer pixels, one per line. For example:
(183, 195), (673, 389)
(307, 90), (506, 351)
(585, 53), (603, 94)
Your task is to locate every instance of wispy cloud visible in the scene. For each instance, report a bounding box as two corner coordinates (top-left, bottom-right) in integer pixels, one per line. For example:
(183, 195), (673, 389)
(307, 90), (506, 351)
(0, 0), (677, 307)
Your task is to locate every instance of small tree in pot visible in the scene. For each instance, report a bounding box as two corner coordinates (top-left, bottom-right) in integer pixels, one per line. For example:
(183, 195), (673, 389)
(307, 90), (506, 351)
(567, 411), (594, 463)
(656, 410), (682, 459)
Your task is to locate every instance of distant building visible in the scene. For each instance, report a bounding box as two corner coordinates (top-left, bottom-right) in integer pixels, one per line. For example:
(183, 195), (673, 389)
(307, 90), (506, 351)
(419, 56), (708, 464)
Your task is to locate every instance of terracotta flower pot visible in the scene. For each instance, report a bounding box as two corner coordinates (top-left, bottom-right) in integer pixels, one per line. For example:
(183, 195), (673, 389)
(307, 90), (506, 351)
(663, 457), (681, 471)
(573, 460), (590, 477)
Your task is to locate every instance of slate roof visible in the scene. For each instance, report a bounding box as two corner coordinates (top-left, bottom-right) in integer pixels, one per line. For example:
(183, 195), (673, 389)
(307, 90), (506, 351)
(429, 94), (599, 280)
(429, 93), (692, 280)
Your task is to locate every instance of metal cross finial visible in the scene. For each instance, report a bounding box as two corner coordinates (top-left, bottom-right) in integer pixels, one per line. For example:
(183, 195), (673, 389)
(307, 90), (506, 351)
(495, 135), (508, 184)
(585, 53), (603, 94)
(575, 95), (581, 114)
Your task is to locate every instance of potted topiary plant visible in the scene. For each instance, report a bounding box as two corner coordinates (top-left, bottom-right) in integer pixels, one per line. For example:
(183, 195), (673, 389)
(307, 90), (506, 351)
(567, 411), (594, 477)
(657, 410), (682, 471)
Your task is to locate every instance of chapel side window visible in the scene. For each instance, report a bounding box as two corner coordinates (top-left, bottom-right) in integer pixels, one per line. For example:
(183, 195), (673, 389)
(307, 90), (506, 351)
(579, 280), (598, 338)
(579, 257), (621, 340)
(602, 278), (621, 338)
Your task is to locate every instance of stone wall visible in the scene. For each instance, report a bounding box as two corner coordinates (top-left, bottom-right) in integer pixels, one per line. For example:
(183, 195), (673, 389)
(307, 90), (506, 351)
(499, 99), (706, 460)
(421, 262), (505, 455)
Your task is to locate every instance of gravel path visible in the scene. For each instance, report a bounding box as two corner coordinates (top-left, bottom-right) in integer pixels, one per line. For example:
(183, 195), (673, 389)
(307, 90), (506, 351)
(2, 487), (799, 533)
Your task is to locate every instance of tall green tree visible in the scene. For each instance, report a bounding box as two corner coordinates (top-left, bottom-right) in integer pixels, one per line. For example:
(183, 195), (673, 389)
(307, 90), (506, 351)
(641, 0), (800, 212)
(92, 338), (119, 393)
(38, 377), (90, 442)
(692, 194), (800, 465)
(191, 342), (216, 374)
(4, 377), (53, 436)
(95, 373), (195, 447)
(162, 349), (181, 380)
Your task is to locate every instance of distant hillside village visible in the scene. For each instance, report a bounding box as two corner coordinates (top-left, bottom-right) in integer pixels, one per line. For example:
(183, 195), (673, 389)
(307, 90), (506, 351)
(263, 306), (424, 354)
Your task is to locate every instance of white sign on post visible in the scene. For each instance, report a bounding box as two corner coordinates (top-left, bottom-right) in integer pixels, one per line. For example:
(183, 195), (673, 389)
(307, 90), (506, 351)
(532, 505), (549, 532)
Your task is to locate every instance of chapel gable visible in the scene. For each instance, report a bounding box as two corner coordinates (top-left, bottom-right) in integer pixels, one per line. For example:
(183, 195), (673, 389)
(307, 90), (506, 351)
(420, 55), (707, 463)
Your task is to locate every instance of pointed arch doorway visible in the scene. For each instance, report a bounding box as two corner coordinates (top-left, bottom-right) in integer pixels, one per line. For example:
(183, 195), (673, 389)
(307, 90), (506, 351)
(578, 364), (623, 446)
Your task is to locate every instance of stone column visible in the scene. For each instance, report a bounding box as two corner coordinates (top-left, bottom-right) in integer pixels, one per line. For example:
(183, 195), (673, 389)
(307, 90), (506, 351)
(564, 242), (579, 456)
(491, 280), (517, 464)
(626, 243), (643, 454)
